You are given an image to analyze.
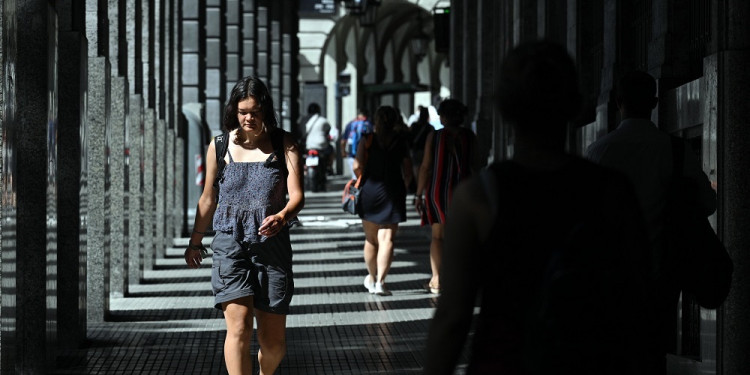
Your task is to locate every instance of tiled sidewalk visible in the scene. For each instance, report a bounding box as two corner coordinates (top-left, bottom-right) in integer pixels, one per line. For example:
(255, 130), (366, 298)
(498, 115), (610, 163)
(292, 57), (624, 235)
(53, 177), (469, 374)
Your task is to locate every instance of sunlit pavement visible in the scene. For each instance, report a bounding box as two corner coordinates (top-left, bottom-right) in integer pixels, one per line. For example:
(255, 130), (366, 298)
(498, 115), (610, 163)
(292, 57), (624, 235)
(52, 176), (470, 374)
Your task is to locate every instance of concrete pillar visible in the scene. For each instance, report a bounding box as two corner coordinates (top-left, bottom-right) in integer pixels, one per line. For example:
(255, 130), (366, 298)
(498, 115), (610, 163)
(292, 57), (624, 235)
(57, 25), (88, 350)
(86, 57), (112, 322)
(4, 1), (60, 371)
(596, 0), (618, 135)
(155, 118), (167, 259)
(142, 109), (156, 271)
(474, 0), (500, 165)
(206, 0), (223, 133)
(257, 4), (270, 83)
(109, 77), (128, 296)
(282, 0), (299, 133)
(462, 0), (478, 122)
(226, 0), (241, 95)
(242, 0), (257, 78)
(713, 3), (750, 374)
(450, 0), (464, 99)
(270, 3), (283, 114)
(174, 133), (186, 238)
(128, 95), (144, 284)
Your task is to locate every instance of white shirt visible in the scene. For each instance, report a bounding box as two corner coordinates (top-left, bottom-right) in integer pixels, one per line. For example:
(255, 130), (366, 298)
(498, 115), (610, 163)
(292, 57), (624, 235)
(587, 118), (716, 247)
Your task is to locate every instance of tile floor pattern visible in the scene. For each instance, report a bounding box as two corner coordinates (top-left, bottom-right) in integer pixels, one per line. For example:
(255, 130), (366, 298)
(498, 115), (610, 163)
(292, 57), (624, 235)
(52, 177), (470, 374)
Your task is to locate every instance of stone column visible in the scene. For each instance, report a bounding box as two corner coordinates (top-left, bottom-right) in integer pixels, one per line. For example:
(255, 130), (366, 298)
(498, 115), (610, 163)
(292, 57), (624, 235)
(242, 0), (257, 78)
(596, 0), (618, 136)
(142, 109), (156, 271)
(109, 77), (128, 296)
(450, 0), (464, 99)
(226, 0), (241, 95)
(155, 118), (166, 259)
(128, 96), (144, 284)
(462, 0), (478, 118)
(108, 0), (128, 298)
(256, 4), (270, 84)
(58, 15), (88, 350)
(282, 0), (300, 133)
(712, 2), (750, 373)
(270, 3), (282, 114)
(86, 57), (112, 322)
(474, 0), (500, 165)
(206, 0), (223, 133)
(9, 1), (59, 371)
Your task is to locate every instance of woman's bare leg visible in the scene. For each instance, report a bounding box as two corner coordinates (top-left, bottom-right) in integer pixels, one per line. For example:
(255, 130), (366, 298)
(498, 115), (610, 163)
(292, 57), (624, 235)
(429, 223), (444, 289)
(376, 224), (398, 283)
(362, 220), (380, 279)
(255, 309), (288, 375)
(222, 297), (255, 375)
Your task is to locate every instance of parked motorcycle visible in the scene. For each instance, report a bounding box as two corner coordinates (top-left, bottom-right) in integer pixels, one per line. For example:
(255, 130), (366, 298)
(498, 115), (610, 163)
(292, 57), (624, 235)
(304, 149), (327, 192)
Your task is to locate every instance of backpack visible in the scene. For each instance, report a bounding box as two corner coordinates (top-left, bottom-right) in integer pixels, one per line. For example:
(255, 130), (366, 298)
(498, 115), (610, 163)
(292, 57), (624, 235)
(213, 129), (288, 194)
(479, 162), (646, 374)
(347, 120), (370, 156)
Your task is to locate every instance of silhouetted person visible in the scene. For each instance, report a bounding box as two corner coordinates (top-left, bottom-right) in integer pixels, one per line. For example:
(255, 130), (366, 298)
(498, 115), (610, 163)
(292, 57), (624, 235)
(423, 41), (652, 374)
(587, 71), (716, 373)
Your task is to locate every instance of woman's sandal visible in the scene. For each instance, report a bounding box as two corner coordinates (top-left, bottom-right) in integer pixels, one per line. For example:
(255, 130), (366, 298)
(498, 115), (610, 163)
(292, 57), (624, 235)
(424, 282), (440, 294)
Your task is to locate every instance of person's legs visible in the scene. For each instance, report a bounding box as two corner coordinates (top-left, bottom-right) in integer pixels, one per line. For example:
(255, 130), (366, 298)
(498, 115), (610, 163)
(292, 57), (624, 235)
(429, 223), (444, 291)
(222, 297), (255, 375)
(255, 309), (288, 375)
(362, 220), (379, 291)
(376, 224), (398, 283)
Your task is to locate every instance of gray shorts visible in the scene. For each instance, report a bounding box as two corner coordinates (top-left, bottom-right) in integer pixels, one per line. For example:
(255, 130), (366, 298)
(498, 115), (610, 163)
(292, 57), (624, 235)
(210, 230), (294, 314)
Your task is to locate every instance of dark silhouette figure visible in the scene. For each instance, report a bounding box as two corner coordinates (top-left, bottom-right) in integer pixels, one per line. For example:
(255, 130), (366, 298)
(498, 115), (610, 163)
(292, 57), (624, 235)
(587, 71), (717, 373)
(423, 41), (653, 374)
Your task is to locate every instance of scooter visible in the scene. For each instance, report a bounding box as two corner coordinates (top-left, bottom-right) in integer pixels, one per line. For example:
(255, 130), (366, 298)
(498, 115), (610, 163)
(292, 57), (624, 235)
(304, 149), (327, 192)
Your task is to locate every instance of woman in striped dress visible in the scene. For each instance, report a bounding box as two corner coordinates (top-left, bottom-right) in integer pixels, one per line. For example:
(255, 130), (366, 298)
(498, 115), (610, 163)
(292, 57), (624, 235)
(414, 99), (477, 294)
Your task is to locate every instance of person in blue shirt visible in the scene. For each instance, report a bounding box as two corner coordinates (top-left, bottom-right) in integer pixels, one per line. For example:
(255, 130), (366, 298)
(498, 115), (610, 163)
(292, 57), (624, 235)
(340, 109), (372, 180)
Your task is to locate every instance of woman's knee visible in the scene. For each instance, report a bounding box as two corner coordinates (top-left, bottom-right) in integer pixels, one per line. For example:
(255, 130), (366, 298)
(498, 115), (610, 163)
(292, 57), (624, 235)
(223, 299), (254, 340)
(431, 224), (444, 241)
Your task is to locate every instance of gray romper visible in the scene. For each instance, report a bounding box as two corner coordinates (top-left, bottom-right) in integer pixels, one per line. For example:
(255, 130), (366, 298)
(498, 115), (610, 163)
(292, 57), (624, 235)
(211, 136), (297, 313)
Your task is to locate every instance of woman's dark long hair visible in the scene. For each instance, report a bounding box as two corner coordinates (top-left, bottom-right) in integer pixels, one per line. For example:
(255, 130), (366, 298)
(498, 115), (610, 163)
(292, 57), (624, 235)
(373, 106), (401, 146)
(222, 76), (279, 143)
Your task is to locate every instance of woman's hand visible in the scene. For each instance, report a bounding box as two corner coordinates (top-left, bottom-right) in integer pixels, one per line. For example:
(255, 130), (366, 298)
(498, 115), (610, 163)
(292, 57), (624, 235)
(259, 214), (286, 237)
(414, 195), (424, 215)
(184, 243), (206, 269)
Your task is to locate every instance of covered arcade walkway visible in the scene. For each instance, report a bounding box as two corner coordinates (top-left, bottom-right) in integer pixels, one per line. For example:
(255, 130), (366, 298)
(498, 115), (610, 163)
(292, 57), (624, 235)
(51, 178), (466, 374)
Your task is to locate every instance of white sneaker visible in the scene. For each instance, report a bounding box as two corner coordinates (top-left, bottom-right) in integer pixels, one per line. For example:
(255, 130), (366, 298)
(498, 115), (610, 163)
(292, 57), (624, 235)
(363, 275), (375, 293)
(374, 281), (391, 296)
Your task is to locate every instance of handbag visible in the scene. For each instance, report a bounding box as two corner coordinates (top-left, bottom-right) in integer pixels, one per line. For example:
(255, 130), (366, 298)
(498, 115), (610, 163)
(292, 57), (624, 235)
(341, 176), (362, 215)
(341, 134), (374, 215)
(663, 137), (732, 309)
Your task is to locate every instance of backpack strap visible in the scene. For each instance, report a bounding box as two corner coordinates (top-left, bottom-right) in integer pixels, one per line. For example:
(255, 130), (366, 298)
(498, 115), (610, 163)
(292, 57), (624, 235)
(270, 128), (289, 179)
(213, 132), (230, 192)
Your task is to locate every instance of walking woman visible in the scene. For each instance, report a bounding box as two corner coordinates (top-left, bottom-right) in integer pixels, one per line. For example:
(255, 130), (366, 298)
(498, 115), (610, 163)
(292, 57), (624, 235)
(414, 99), (477, 294)
(355, 105), (413, 296)
(185, 76), (304, 375)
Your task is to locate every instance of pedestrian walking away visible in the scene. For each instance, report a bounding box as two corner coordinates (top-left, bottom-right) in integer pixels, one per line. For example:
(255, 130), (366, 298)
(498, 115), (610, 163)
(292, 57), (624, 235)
(354, 105), (413, 296)
(185, 76), (305, 375)
(414, 98), (477, 295)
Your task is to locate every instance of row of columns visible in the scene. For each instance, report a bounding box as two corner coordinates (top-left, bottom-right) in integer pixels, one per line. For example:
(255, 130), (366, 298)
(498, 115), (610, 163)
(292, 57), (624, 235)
(450, 0), (750, 374)
(1, 1), (301, 372)
(0, 1), (183, 373)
